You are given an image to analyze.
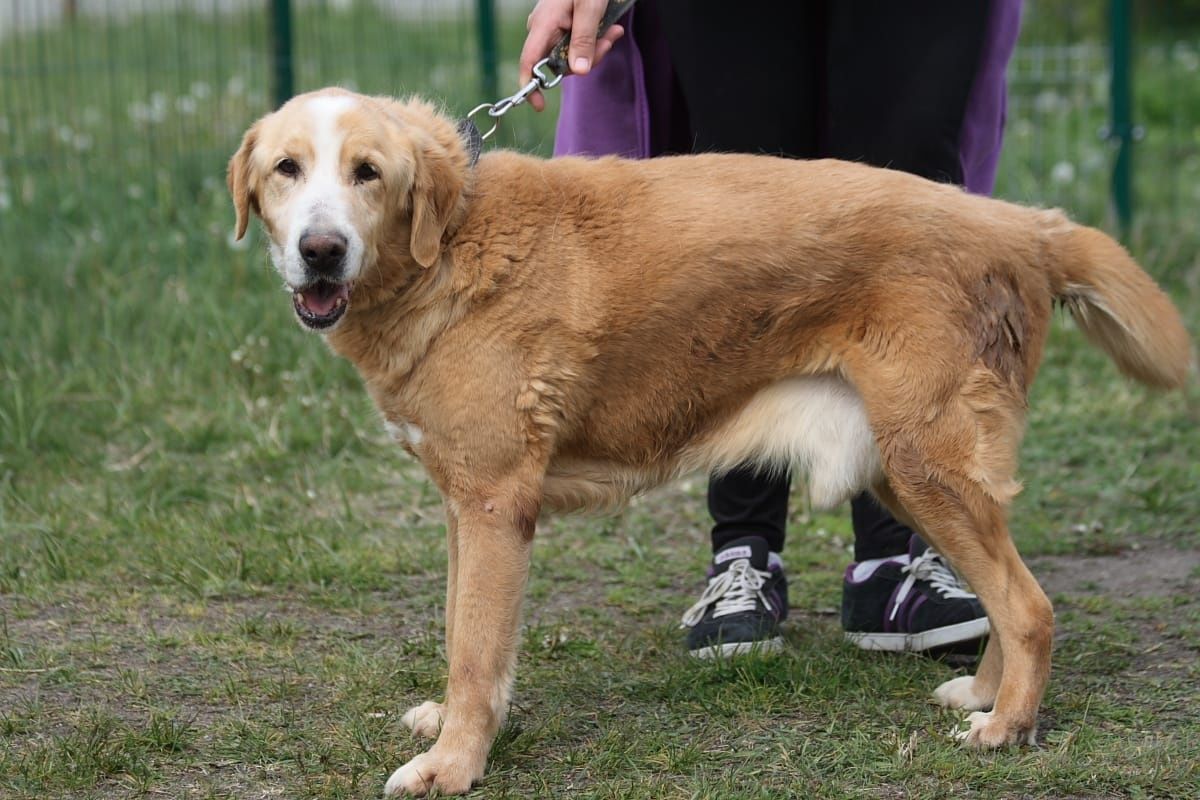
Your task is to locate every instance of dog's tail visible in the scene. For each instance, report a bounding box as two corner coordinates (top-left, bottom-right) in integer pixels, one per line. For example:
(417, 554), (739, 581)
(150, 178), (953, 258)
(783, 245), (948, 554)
(1047, 216), (1192, 390)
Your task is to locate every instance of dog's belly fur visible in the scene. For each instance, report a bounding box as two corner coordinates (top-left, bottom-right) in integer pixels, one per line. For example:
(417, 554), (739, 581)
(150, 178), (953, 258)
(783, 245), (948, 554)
(684, 374), (882, 508)
(542, 375), (881, 512)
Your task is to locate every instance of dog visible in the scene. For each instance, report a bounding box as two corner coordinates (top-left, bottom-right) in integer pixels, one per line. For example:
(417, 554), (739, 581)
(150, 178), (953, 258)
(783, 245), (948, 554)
(227, 88), (1192, 796)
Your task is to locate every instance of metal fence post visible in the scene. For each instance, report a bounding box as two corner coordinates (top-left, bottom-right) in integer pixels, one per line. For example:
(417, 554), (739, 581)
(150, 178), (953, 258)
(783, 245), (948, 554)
(270, 0), (294, 108)
(1109, 0), (1134, 235)
(477, 0), (498, 103)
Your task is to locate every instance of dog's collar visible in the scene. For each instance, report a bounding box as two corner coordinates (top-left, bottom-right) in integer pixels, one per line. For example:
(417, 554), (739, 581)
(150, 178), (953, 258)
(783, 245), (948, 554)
(457, 117), (483, 169)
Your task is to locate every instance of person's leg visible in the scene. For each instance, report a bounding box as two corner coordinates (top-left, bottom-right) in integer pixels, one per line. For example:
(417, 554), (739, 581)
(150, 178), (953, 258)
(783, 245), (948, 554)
(650, 0), (826, 657)
(651, 0), (825, 158)
(850, 493), (912, 561)
(653, 0), (826, 559)
(825, 0), (1021, 653)
(823, 2), (997, 183)
(708, 466), (789, 554)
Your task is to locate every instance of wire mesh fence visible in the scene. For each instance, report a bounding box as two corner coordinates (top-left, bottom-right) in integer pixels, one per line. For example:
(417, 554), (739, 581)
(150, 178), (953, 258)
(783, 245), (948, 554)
(1, 1), (1198, 248)
(0, 2), (545, 221)
(997, 38), (1200, 236)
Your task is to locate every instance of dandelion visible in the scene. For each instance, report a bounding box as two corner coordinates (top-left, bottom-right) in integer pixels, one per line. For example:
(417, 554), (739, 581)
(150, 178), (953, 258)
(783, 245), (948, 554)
(1173, 42), (1199, 72)
(190, 81), (211, 99)
(1081, 148), (1105, 174)
(1050, 161), (1076, 185)
(227, 76), (245, 97)
(176, 96), (197, 115)
(1033, 89), (1061, 114)
(0, 192), (10, 212)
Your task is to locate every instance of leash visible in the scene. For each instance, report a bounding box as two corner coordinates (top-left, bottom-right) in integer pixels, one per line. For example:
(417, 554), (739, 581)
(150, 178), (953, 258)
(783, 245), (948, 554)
(459, 0), (637, 165)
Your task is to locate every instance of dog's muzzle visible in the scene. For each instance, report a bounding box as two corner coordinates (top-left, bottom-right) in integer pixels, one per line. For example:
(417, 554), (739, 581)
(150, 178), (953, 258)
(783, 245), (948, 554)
(292, 279), (351, 330)
(292, 229), (352, 329)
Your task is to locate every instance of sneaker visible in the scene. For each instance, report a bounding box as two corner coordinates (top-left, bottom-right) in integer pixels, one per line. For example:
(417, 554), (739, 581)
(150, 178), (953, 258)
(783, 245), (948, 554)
(842, 534), (989, 655)
(681, 536), (789, 659)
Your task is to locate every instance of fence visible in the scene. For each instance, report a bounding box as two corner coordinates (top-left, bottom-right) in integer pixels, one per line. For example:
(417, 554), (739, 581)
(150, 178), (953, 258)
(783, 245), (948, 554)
(1, 1), (1198, 246)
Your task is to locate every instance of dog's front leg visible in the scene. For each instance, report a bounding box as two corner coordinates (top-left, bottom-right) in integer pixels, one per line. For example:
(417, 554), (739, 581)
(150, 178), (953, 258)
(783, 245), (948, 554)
(400, 502), (458, 739)
(385, 494), (534, 796)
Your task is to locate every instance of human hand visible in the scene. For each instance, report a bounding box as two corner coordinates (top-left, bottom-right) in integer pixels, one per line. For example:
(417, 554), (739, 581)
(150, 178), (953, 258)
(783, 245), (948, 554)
(519, 0), (625, 111)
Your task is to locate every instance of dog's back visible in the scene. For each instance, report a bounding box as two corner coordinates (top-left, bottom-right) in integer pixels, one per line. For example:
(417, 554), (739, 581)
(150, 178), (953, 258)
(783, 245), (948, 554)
(460, 153), (1190, 507)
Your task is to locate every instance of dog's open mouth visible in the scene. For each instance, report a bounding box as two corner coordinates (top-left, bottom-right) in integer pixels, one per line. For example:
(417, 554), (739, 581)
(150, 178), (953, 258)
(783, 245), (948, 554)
(293, 279), (352, 329)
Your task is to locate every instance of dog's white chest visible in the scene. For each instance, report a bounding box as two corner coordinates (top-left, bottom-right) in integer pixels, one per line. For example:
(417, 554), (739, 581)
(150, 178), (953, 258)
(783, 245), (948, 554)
(385, 419), (424, 447)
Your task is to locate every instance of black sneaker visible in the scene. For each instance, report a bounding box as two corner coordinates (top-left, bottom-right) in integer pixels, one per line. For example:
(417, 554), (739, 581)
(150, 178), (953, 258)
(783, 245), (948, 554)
(681, 536), (789, 659)
(842, 534), (989, 655)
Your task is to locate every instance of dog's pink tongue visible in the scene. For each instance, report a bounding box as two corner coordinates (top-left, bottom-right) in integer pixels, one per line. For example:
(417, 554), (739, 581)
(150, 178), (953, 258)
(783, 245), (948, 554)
(301, 283), (348, 316)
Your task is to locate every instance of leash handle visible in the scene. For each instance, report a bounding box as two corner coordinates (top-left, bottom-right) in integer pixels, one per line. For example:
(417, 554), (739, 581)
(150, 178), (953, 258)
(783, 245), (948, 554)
(545, 0), (638, 77)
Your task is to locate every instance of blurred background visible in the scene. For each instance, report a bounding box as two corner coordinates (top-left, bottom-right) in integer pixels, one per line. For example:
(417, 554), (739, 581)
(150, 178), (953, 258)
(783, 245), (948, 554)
(1, 2), (1198, 587)
(3, 1), (1200, 243)
(1, 7), (1198, 797)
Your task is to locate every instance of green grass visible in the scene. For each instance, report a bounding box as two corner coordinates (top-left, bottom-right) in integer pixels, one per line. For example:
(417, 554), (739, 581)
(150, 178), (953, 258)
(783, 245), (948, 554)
(2, 6), (1200, 800)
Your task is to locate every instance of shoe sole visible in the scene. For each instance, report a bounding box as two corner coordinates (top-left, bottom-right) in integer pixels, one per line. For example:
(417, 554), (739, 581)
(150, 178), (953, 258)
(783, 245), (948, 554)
(843, 617), (990, 653)
(688, 636), (784, 660)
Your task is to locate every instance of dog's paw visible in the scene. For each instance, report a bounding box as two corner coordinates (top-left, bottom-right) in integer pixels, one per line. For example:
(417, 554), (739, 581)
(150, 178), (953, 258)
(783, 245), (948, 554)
(954, 710), (1037, 748)
(400, 701), (446, 739)
(933, 675), (995, 712)
(383, 748), (483, 797)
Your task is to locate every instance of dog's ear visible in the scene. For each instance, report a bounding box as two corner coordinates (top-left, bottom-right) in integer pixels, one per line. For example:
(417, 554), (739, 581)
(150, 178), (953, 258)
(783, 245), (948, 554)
(408, 129), (465, 269)
(227, 122), (261, 241)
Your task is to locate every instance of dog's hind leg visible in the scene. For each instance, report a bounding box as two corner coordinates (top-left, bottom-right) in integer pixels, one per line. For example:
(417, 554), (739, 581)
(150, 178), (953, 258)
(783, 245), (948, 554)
(871, 478), (1004, 713)
(879, 447), (1051, 747)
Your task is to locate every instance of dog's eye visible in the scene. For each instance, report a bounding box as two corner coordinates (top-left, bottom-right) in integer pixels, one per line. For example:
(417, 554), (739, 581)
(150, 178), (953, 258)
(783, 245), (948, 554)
(354, 162), (379, 184)
(276, 158), (300, 178)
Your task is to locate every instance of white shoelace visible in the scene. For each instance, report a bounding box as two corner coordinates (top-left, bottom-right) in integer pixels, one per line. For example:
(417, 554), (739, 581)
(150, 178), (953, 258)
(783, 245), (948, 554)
(888, 549), (975, 622)
(680, 559), (774, 629)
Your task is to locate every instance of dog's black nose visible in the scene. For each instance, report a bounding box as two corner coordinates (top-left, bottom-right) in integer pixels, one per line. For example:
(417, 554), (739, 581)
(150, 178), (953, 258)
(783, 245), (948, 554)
(299, 231), (347, 275)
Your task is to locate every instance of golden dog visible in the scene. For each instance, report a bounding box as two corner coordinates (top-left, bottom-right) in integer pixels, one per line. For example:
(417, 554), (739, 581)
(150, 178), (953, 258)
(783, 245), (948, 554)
(228, 88), (1191, 796)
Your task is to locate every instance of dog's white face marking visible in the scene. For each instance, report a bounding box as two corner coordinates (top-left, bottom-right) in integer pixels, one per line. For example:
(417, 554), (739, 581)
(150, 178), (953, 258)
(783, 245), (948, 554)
(269, 94), (368, 290)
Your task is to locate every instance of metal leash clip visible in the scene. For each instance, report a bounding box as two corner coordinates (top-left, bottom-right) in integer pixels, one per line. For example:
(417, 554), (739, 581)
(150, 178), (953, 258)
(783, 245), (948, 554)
(467, 57), (564, 141)
(464, 0), (637, 144)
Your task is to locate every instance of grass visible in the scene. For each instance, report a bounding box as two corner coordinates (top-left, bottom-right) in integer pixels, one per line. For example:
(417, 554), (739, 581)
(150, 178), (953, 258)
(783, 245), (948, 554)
(2, 5), (1200, 799)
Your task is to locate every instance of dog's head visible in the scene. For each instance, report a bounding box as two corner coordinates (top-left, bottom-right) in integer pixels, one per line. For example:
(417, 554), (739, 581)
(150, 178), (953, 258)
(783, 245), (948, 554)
(227, 89), (468, 331)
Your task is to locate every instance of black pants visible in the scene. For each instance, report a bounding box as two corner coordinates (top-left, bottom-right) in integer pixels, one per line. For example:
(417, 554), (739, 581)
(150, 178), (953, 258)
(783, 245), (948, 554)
(644, 1), (997, 560)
